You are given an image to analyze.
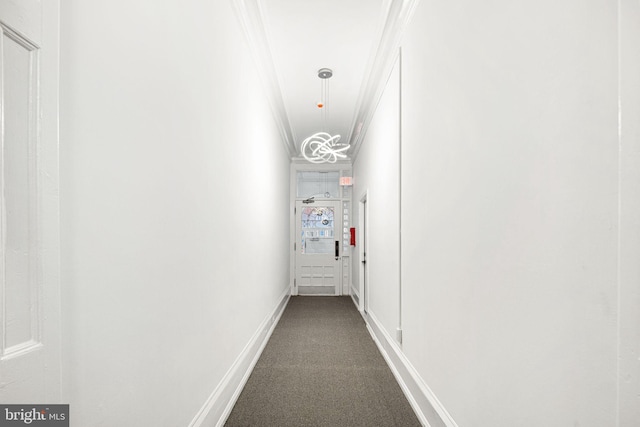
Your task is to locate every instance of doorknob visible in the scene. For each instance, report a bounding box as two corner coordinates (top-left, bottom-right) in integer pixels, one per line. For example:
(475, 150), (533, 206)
(335, 240), (339, 260)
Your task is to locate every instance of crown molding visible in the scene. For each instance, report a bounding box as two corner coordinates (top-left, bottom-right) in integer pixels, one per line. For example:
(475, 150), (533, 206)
(231, 0), (296, 158)
(347, 0), (420, 162)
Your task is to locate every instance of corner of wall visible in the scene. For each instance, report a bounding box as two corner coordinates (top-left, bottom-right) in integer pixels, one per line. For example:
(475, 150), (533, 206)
(363, 312), (457, 427)
(188, 288), (290, 427)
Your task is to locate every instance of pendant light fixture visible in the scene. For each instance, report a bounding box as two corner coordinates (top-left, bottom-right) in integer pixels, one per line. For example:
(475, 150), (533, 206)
(300, 68), (350, 164)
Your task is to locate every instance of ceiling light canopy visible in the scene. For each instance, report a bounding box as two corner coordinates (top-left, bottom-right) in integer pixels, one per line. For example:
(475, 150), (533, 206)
(300, 68), (350, 164)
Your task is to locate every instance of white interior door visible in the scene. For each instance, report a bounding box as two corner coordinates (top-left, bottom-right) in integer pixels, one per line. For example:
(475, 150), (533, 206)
(295, 201), (341, 295)
(360, 196), (368, 313)
(0, 0), (61, 403)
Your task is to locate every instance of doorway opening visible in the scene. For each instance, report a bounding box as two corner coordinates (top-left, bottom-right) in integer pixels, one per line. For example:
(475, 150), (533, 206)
(359, 194), (368, 313)
(291, 166), (352, 296)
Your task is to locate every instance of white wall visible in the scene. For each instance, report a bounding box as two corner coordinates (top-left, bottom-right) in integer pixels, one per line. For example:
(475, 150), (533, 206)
(352, 59), (401, 338)
(59, 1), (290, 426)
(355, 0), (640, 426)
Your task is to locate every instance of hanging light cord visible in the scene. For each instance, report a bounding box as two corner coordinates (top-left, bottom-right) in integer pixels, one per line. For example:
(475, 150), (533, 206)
(301, 68), (350, 164)
(322, 77), (329, 131)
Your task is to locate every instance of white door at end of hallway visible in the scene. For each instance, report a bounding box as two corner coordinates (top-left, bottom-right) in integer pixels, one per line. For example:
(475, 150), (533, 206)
(295, 201), (341, 295)
(360, 196), (368, 313)
(0, 0), (61, 403)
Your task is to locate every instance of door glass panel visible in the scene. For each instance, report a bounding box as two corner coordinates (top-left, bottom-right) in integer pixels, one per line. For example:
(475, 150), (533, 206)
(300, 206), (334, 254)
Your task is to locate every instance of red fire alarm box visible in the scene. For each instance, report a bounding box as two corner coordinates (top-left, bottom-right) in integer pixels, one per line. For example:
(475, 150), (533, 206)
(350, 227), (356, 246)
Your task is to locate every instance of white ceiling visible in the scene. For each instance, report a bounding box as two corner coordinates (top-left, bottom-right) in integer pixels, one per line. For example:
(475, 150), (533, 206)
(259, 0), (386, 158)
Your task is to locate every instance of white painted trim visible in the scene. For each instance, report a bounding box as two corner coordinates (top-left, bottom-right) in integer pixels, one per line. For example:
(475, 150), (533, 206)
(188, 287), (291, 427)
(230, 0), (295, 157)
(364, 310), (458, 427)
(350, 284), (360, 306)
(348, 0), (420, 161)
(397, 49), (403, 346)
(291, 157), (352, 166)
(1, 340), (43, 361)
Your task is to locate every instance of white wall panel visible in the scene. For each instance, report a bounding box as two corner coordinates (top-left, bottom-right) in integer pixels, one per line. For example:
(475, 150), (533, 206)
(398, 1), (620, 426)
(618, 0), (640, 425)
(353, 58), (400, 342)
(60, 1), (290, 425)
(1, 25), (39, 355)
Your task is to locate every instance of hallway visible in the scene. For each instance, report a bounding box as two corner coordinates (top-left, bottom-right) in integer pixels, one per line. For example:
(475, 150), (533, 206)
(225, 297), (420, 427)
(1, 0), (639, 426)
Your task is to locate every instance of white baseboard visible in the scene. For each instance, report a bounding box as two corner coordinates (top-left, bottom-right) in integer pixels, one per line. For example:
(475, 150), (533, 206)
(364, 311), (458, 427)
(189, 287), (291, 427)
(350, 285), (359, 307)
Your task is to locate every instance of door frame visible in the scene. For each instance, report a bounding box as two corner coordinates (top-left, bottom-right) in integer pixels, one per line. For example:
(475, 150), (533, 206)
(289, 162), (353, 297)
(294, 200), (342, 296)
(359, 193), (368, 313)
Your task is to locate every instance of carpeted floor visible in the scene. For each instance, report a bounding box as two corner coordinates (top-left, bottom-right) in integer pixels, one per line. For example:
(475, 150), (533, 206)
(224, 296), (422, 427)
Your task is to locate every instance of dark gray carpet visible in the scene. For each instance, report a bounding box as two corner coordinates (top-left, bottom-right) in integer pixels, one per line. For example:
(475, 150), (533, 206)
(224, 296), (422, 427)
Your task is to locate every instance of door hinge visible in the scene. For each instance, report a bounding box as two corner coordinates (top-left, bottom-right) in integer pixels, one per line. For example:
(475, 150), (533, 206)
(294, 242), (296, 251)
(396, 328), (403, 344)
(294, 207), (296, 214)
(294, 278), (297, 287)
